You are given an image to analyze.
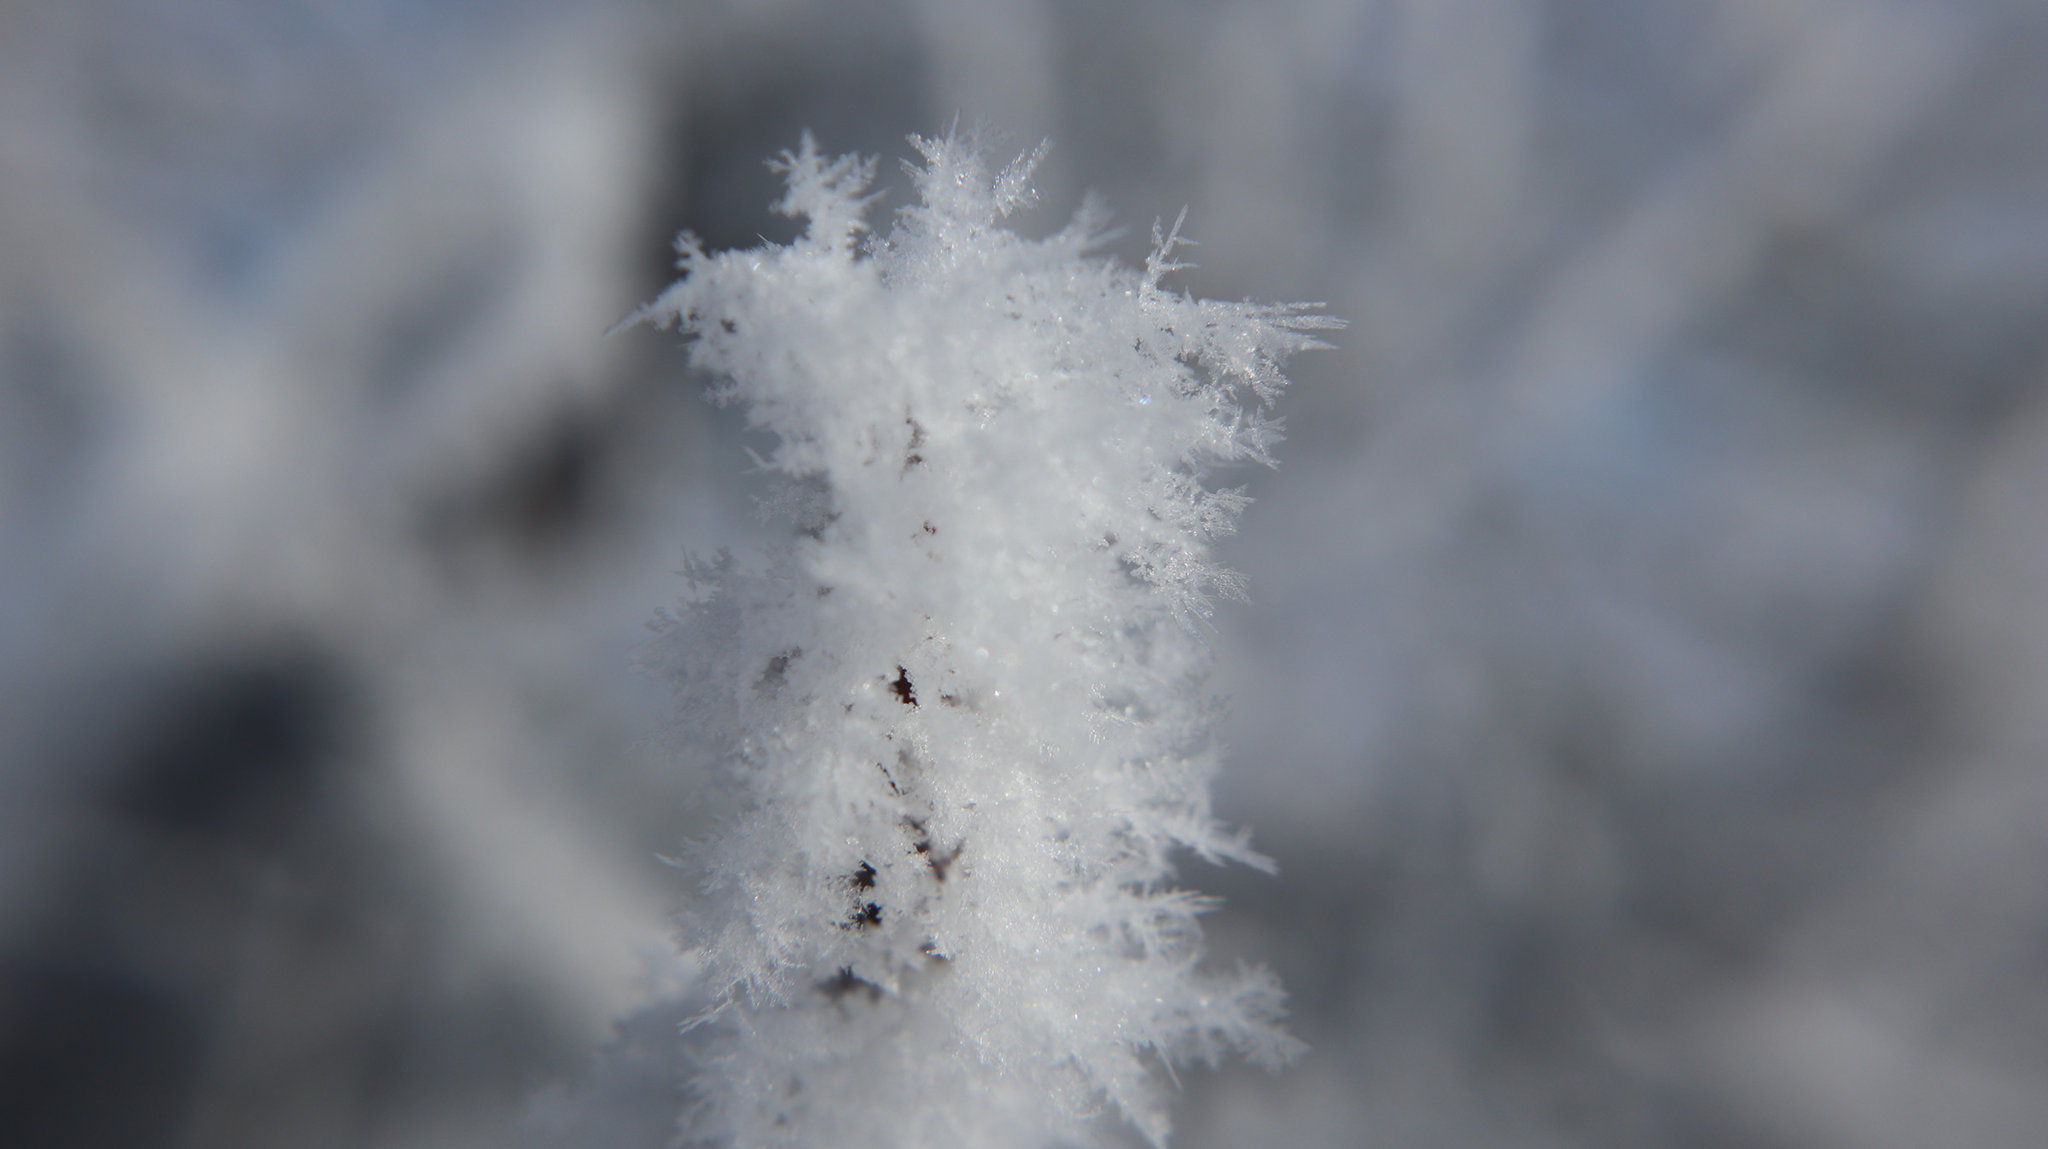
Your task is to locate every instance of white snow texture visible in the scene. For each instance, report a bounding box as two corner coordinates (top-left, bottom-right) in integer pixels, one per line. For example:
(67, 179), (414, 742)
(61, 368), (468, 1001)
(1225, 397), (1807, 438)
(632, 133), (1336, 1148)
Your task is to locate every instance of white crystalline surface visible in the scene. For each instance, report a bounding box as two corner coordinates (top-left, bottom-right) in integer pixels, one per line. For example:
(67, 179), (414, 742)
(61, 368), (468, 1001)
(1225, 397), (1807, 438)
(633, 133), (1336, 1148)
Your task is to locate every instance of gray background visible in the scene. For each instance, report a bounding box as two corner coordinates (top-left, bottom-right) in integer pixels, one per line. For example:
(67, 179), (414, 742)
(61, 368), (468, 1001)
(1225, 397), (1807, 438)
(5, 1), (2047, 1146)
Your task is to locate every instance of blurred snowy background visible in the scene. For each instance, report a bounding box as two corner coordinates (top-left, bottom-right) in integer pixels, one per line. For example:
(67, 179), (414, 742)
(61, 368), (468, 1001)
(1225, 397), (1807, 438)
(5, 1), (2048, 1146)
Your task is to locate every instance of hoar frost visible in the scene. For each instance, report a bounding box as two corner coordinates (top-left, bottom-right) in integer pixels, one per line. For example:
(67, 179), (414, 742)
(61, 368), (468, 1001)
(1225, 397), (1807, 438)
(631, 133), (1336, 1148)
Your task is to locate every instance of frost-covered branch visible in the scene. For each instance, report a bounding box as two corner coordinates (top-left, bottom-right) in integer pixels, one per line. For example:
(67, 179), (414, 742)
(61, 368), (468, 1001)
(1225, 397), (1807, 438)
(632, 131), (1336, 1148)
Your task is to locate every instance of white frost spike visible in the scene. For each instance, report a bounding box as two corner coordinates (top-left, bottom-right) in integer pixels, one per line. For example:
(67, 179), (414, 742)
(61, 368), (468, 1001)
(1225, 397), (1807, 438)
(635, 131), (1338, 1148)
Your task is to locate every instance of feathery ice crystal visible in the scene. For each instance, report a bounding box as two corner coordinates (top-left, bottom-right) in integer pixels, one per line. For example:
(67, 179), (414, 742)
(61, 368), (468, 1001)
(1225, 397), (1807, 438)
(632, 132), (1336, 1147)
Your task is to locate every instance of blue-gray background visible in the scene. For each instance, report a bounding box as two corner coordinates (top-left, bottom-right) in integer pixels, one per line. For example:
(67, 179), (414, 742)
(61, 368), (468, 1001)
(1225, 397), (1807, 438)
(6, 2), (2047, 1146)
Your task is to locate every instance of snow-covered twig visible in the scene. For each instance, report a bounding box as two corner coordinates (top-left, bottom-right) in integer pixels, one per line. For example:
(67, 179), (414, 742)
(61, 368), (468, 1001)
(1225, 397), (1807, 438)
(632, 131), (1336, 1148)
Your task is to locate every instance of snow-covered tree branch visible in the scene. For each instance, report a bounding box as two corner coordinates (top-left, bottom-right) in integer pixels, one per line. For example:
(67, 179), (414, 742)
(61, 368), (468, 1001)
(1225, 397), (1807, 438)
(630, 132), (1336, 1147)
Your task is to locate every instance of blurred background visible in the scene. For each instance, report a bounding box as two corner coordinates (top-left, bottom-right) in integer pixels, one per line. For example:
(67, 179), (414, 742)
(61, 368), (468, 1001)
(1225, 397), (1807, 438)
(5, 0), (2048, 1146)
